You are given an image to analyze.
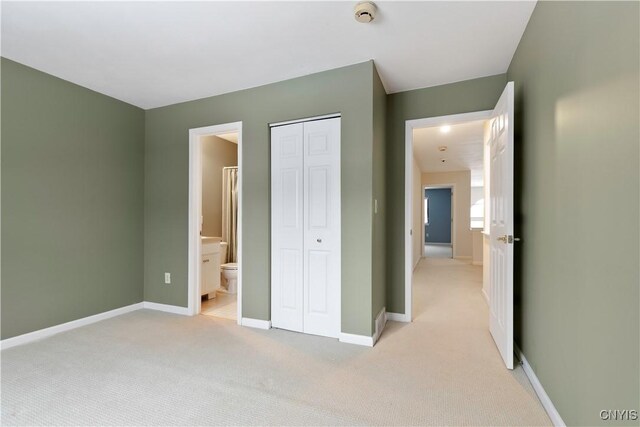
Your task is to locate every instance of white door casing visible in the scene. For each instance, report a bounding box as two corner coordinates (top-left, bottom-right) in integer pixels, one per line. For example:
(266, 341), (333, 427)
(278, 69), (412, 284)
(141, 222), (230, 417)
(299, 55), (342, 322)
(488, 82), (515, 369)
(271, 123), (305, 332)
(270, 117), (341, 338)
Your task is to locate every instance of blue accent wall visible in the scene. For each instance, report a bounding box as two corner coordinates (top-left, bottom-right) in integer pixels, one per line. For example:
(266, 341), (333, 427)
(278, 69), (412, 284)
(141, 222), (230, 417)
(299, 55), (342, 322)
(425, 188), (451, 244)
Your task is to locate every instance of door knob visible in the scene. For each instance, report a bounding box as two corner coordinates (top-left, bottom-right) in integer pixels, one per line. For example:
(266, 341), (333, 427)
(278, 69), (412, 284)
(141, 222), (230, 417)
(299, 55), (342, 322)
(497, 235), (521, 244)
(317, 238), (322, 243)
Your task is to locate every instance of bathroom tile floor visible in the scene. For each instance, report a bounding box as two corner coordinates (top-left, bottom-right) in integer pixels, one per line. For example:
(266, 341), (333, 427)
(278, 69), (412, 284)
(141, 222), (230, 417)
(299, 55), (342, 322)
(201, 292), (237, 320)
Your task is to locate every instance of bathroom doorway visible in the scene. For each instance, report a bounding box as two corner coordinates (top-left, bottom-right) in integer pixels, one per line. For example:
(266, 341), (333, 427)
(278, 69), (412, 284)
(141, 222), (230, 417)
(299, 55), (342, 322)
(188, 122), (243, 324)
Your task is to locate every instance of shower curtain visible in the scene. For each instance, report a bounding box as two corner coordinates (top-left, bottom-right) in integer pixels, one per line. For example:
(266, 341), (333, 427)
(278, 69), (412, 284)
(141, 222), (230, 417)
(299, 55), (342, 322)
(222, 167), (238, 263)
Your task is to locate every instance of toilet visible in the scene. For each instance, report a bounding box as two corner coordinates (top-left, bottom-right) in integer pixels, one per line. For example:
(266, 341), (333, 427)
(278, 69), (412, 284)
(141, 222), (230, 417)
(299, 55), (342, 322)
(219, 242), (238, 294)
(221, 263), (238, 294)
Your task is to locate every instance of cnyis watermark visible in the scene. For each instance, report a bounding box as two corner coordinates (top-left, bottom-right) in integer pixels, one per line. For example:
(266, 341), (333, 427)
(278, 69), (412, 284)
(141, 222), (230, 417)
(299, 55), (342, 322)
(600, 409), (638, 421)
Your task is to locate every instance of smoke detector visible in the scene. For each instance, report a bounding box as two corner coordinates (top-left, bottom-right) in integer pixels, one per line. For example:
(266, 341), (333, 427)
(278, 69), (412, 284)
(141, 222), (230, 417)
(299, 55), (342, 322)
(438, 146), (448, 152)
(354, 1), (377, 23)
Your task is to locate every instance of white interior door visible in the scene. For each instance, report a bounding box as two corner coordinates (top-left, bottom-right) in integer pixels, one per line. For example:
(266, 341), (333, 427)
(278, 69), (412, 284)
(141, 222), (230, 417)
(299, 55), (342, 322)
(488, 82), (515, 369)
(302, 118), (341, 338)
(271, 123), (304, 332)
(271, 117), (341, 338)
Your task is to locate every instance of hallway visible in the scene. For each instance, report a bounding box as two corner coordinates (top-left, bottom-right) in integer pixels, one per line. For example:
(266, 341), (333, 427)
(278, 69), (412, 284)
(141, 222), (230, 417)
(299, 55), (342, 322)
(412, 256), (485, 322)
(381, 256), (552, 425)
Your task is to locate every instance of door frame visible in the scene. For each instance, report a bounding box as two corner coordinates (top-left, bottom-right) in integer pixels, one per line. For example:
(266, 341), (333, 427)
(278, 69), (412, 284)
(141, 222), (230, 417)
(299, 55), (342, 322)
(188, 121), (243, 323)
(404, 110), (491, 322)
(423, 184), (455, 258)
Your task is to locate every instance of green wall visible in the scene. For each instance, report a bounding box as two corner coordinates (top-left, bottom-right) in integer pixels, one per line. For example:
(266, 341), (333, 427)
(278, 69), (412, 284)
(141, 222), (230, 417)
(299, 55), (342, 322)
(371, 64), (386, 327)
(1, 58), (145, 339)
(384, 74), (507, 314)
(508, 2), (640, 425)
(145, 61), (378, 335)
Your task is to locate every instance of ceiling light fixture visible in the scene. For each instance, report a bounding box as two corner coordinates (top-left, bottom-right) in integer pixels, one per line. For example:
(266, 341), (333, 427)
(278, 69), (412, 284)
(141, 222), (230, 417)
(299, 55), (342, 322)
(440, 125), (451, 133)
(354, 1), (377, 23)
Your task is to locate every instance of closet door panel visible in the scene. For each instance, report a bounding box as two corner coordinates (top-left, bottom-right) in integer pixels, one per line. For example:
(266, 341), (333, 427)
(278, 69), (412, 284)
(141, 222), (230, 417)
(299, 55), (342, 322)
(302, 118), (341, 338)
(271, 124), (304, 332)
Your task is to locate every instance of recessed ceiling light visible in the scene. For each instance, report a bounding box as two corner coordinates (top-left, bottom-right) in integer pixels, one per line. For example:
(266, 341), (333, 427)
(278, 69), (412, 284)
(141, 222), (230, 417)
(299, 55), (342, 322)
(440, 125), (451, 133)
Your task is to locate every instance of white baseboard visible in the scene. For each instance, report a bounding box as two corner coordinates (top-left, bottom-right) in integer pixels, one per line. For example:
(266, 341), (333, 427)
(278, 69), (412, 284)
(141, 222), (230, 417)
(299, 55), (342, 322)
(386, 312), (410, 322)
(142, 301), (190, 315)
(482, 288), (489, 305)
(339, 332), (373, 347)
(0, 302), (144, 350)
(413, 257), (421, 271)
(372, 307), (387, 345)
(454, 255), (472, 260)
(472, 261), (483, 266)
(241, 317), (271, 329)
(515, 344), (566, 427)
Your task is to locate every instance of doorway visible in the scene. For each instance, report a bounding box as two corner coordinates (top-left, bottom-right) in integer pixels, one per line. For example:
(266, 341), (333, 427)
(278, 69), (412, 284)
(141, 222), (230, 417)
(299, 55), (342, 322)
(188, 122), (243, 324)
(405, 110), (491, 323)
(424, 186), (453, 258)
(404, 82), (515, 369)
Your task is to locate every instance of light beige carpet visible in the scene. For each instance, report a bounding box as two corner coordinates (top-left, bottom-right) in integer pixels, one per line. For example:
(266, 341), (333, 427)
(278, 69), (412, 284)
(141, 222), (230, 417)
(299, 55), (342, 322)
(1, 257), (551, 426)
(424, 244), (453, 258)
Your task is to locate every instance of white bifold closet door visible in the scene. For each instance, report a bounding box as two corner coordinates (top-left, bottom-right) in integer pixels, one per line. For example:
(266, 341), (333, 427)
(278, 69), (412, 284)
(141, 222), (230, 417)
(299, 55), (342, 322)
(271, 117), (341, 339)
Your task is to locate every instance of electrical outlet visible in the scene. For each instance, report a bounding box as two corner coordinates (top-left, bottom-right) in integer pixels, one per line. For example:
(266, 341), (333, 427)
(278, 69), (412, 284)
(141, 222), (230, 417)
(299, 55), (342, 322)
(164, 273), (171, 284)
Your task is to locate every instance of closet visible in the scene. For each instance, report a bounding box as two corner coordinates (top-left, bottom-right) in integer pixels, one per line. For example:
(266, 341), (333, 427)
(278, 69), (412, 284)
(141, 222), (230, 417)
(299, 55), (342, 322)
(270, 117), (341, 338)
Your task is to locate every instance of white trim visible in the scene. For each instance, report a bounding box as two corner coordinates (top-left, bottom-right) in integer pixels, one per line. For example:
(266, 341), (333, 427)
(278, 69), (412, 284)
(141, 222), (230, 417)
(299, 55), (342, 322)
(0, 303), (144, 350)
(142, 301), (190, 315)
(405, 110), (492, 325)
(189, 122), (243, 325)
(413, 256), (421, 271)
(372, 307), (387, 345)
(472, 261), (483, 266)
(386, 312), (411, 322)
(454, 256), (472, 260)
(269, 113), (340, 128)
(404, 121), (413, 323)
(516, 344), (566, 427)
(482, 289), (490, 305)
(423, 183), (456, 257)
(339, 332), (373, 347)
(241, 318), (272, 330)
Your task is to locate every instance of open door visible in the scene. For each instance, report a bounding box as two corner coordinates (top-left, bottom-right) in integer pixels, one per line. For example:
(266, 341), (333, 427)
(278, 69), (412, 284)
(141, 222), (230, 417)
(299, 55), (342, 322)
(488, 82), (515, 369)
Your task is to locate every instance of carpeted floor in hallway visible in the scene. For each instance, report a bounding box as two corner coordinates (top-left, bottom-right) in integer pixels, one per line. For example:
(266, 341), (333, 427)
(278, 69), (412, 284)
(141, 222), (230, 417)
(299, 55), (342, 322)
(1, 257), (550, 426)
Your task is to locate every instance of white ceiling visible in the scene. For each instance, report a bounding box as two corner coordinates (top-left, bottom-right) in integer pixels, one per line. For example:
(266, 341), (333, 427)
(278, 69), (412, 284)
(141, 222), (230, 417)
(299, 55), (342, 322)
(1, 1), (535, 109)
(413, 120), (485, 187)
